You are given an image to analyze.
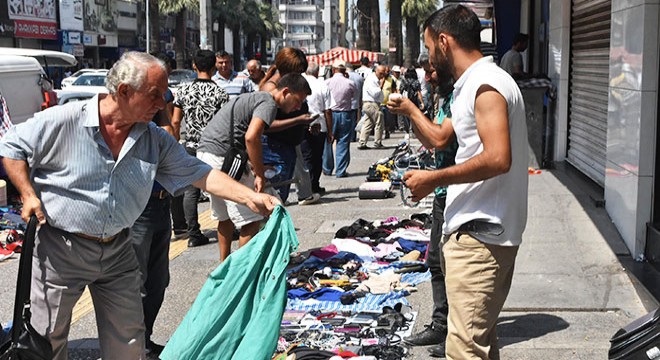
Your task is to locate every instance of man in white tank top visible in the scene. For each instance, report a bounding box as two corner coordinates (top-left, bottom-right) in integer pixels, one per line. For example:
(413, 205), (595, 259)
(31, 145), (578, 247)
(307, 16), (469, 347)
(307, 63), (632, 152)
(388, 4), (528, 359)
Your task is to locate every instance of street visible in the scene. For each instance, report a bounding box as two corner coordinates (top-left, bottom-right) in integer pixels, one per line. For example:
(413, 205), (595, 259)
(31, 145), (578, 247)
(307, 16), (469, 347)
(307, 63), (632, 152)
(0, 132), (655, 359)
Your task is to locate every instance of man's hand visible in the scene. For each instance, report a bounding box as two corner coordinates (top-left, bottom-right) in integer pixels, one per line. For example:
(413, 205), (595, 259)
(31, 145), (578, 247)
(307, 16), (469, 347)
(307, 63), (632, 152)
(21, 194), (46, 224)
(246, 193), (281, 217)
(387, 97), (417, 117)
(297, 114), (316, 125)
(326, 133), (334, 144)
(402, 170), (437, 202)
(254, 175), (265, 193)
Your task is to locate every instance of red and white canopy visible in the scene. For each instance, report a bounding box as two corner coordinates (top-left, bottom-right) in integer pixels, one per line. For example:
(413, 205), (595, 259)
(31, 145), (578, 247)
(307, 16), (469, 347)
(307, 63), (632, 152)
(306, 47), (384, 66)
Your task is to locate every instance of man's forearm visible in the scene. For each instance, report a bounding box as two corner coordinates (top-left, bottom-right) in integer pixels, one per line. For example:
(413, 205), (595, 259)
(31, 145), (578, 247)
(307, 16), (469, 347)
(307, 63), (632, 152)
(246, 137), (265, 178)
(193, 170), (254, 205)
(406, 105), (453, 150)
(429, 150), (511, 188)
(265, 118), (301, 132)
(324, 110), (332, 132)
(2, 158), (37, 199)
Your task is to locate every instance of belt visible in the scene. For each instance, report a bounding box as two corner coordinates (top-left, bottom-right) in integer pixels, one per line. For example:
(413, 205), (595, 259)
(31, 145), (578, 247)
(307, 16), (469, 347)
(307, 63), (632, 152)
(75, 231), (122, 243)
(151, 190), (169, 199)
(457, 220), (504, 236)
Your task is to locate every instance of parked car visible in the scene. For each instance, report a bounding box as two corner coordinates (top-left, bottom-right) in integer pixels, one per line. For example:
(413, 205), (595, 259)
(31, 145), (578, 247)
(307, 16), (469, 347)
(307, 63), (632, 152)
(168, 69), (196, 88)
(61, 69), (108, 89)
(54, 90), (96, 105)
(66, 73), (109, 94)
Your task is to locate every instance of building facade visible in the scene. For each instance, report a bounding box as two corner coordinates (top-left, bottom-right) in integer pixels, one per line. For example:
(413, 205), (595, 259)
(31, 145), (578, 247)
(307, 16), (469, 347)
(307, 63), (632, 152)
(277, 0), (340, 55)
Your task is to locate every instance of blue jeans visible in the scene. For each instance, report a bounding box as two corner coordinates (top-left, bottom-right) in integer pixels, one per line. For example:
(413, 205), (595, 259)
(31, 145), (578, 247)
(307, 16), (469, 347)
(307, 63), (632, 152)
(128, 195), (172, 343)
(323, 110), (354, 177)
(262, 135), (297, 202)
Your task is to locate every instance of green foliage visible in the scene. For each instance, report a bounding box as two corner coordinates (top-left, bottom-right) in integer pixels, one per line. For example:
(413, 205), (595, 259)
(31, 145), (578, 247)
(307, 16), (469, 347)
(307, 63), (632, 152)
(401, 0), (438, 25)
(160, 0), (199, 15)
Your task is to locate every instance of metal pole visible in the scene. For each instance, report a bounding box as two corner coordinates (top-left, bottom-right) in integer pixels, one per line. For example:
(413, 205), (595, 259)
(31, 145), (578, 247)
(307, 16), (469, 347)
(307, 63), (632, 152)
(146, 0), (150, 53)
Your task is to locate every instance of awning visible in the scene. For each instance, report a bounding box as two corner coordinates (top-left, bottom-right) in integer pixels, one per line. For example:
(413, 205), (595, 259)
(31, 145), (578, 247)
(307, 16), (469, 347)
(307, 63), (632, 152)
(306, 47), (384, 66)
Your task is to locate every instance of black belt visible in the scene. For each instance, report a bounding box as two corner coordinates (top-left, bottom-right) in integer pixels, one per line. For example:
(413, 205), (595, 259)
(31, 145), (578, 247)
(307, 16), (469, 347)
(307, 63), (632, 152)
(151, 190), (169, 199)
(457, 220), (504, 236)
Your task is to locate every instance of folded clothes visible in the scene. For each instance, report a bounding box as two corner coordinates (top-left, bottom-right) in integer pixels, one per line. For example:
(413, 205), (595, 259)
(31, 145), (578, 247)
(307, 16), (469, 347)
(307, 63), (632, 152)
(287, 287), (345, 301)
(397, 238), (428, 254)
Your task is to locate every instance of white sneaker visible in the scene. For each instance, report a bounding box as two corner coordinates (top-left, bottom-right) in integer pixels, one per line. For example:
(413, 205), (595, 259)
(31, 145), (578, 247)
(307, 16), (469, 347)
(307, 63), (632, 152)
(299, 193), (321, 206)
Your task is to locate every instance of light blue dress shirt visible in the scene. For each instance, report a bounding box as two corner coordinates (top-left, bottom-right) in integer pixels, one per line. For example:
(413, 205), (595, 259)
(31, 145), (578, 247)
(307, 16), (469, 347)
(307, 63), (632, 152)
(0, 95), (212, 238)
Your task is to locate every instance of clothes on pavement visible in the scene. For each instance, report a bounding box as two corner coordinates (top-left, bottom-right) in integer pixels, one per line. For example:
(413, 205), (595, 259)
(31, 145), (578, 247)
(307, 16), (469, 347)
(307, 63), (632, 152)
(160, 205), (299, 360)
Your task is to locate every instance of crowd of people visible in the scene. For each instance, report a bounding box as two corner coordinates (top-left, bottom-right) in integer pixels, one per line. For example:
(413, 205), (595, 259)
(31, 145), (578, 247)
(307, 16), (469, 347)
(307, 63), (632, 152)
(0, 4), (529, 360)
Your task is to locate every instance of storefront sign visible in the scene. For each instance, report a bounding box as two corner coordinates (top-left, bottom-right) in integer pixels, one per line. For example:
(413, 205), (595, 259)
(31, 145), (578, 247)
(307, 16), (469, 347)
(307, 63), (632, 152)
(8, 0), (57, 23)
(68, 31), (81, 44)
(84, 0), (118, 36)
(14, 19), (57, 39)
(59, 0), (84, 31)
(62, 44), (84, 57)
(83, 33), (93, 45)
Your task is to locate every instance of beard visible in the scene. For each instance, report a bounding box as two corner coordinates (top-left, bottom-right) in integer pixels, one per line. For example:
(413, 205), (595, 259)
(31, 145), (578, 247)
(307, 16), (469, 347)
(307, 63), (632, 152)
(430, 48), (455, 97)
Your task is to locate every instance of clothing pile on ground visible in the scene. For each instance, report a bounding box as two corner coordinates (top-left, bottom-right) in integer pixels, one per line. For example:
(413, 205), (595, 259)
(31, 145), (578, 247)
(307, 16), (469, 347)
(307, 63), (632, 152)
(0, 207), (25, 261)
(274, 213), (433, 360)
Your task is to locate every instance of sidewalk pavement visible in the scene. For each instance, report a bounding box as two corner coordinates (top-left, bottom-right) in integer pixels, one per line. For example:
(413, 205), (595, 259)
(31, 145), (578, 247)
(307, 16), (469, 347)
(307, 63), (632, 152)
(0, 133), (656, 359)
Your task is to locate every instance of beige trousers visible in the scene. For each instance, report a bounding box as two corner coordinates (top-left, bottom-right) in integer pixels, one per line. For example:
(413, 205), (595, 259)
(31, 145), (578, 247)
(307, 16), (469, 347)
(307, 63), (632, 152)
(441, 232), (519, 360)
(359, 102), (383, 146)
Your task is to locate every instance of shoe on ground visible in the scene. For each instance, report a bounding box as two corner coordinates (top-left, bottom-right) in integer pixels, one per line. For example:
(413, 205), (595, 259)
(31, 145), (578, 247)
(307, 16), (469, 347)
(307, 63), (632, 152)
(313, 187), (326, 195)
(403, 323), (447, 346)
(373, 143), (384, 148)
(299, 193), (321, 206)
(336, 172), (349, 178)
(0, 247), (14, 262)
(357, 144), (369, 150)
(188, 235), (210, 247)
(428, 343), (446, 358)
(322, 171), (333, 176)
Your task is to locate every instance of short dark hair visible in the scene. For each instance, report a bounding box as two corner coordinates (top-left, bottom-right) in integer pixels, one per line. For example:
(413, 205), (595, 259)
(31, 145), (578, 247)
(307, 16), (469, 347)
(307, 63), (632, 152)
(193, 49), (216, 72)
(360, 56), (370, 66)
(150, 52), (175, 69)
(277, 73), (311, 96)
(514, 33), (529, 45)
(423, 4), (482, 52)
(215, 50), (230, 58)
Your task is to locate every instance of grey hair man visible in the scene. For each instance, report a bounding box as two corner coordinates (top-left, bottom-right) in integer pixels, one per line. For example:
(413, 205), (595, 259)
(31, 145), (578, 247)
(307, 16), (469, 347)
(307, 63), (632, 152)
(0, 51), (279, 360)
(244, 59), (265, 89)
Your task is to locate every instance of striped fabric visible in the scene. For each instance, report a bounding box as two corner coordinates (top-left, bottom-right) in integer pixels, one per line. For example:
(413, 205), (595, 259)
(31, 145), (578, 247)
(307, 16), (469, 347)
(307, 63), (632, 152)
(306, 47), (384, 66)
(286, 290), (410, 312)
(0, 93), (12, 139)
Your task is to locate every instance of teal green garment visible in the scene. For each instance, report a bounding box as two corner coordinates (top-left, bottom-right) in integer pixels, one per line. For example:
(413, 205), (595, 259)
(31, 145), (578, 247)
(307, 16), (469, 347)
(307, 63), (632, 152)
(160, 205), (299, 360)
(434, 94), (459, 197)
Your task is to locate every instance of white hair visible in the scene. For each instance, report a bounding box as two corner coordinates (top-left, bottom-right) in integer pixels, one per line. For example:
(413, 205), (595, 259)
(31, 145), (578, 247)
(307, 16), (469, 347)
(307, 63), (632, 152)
(105, 52), (166, 94)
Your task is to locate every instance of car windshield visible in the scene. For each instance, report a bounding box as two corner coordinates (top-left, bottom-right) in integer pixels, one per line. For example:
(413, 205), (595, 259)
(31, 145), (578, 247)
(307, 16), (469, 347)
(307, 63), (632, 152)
(73, 75), (106, 86)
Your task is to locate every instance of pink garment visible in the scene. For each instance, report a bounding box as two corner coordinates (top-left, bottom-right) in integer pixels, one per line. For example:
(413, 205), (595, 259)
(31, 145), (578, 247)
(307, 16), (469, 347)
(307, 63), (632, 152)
(310, 244), (339, 259)
(372, 241), (401, 259)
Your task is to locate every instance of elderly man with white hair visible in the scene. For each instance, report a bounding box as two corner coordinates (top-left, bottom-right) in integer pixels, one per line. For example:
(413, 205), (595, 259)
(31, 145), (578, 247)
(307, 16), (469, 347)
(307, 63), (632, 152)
(0, 51), (280, 360)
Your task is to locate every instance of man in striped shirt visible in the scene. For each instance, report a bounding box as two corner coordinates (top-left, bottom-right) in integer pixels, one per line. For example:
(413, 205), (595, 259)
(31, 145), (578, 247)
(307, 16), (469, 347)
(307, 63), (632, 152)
(212, 50), (254, 98)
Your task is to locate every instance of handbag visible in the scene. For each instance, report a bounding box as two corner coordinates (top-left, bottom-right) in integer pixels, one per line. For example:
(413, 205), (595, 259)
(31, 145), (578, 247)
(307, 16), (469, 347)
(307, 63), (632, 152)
(0, 216), (53, 360)
(219, 99), (248, 181)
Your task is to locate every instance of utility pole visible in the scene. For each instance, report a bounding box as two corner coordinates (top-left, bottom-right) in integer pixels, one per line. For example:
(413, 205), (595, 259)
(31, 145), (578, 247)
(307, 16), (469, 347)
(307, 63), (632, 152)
(200, 0), (213, 50)
(146, 0), (150, 53)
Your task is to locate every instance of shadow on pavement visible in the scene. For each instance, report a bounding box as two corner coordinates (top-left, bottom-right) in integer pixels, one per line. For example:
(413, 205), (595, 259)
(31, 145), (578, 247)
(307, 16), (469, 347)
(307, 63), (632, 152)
(497, 313), (570, 347)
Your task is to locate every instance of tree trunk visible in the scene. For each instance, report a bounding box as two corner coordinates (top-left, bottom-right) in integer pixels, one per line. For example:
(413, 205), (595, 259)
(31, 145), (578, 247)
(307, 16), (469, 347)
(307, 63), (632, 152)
(232, 25), (242, 70)
(404, 16), (419, 68)
(175, 10), (186, 69)
(356, 0), (371, 50)
(148, 0), (160, 52)
(369, 0), (380, 52)
(246, 32), (257, 61)
(388, 0), (402, 65)
(217, 17), (226, 51)
(260, 35), (268, 63)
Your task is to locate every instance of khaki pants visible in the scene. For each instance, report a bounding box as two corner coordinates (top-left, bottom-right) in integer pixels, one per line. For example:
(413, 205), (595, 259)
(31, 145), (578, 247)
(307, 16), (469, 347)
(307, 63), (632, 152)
(359, 102), (383, 146)
(441, 232), (518, 360)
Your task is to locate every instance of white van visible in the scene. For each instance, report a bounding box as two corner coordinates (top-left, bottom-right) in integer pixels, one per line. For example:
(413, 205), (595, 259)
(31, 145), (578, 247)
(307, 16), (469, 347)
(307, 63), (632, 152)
(0, 55), (51, 125)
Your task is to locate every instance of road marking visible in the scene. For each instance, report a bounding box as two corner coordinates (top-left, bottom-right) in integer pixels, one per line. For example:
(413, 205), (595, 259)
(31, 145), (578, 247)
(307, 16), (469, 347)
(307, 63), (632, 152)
(70, 209), (214, 324)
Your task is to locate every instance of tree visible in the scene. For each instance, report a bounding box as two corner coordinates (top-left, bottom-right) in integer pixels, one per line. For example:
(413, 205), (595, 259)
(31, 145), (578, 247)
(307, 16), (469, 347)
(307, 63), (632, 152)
(356, 0), (371, 50)
(369, 0), (380, 52)
(387, 0), (403, 65)
(160, 0), (200, 68)
(401, 0), (437, 67)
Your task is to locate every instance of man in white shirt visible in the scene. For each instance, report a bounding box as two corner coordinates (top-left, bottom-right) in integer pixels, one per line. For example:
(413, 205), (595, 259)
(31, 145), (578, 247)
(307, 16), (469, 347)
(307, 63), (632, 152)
(302, 62), (334, 194)
(355, 56), (373, 79)
(388, 5), (528, 359)
(359, 65), (387, 149)
(499, 33), (528, 77)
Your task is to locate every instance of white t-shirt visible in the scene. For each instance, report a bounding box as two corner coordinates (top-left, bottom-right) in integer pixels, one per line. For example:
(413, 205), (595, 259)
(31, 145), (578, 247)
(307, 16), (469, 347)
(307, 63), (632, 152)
(500, 49), (522, 75)
(302, 73), (335, 133)
(444, 56), (528, 246)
